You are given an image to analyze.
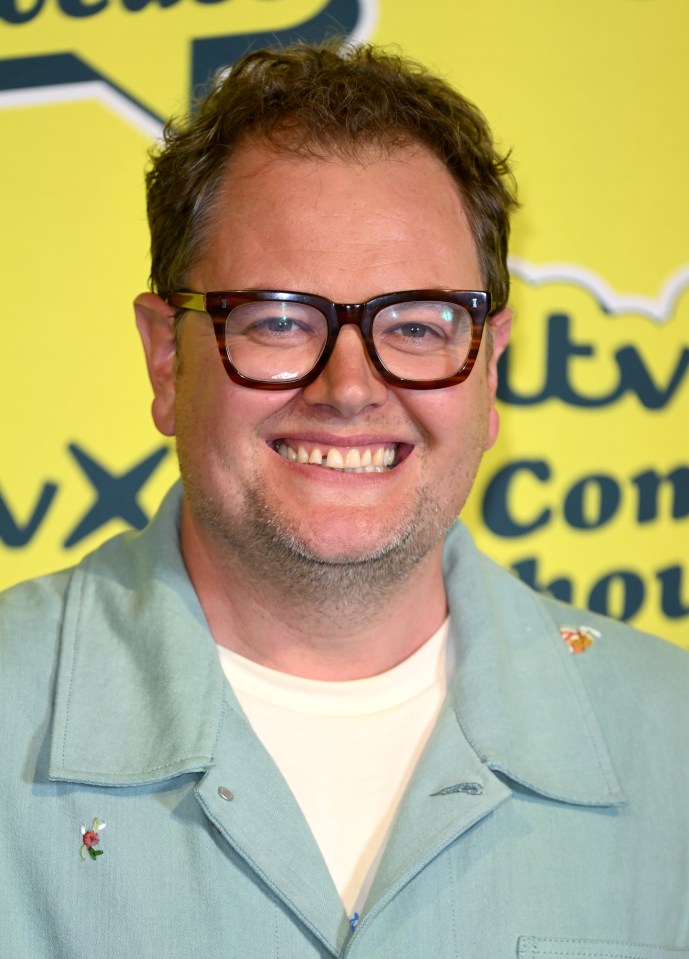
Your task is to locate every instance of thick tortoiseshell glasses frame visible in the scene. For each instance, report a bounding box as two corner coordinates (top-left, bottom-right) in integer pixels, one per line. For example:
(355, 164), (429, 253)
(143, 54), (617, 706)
(166, 289), (491, 390)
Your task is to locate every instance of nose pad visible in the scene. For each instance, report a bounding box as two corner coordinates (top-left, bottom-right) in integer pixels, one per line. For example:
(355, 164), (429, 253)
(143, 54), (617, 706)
(302, 326), (387, 413)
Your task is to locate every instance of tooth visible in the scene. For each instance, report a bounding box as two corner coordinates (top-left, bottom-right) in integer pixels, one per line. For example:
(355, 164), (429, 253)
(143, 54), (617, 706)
(282, 443), (395, 471)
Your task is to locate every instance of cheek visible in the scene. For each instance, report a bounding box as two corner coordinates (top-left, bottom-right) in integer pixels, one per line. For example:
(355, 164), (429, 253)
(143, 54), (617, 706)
(409, 375), (492, 459)
(174, 353), (233, 468)
(173, 356), (292, 470)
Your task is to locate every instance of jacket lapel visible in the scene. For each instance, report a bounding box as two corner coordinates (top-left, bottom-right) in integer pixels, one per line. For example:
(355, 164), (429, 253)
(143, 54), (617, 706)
(196, 697), (348, 956)
(360, 701), (512, 925)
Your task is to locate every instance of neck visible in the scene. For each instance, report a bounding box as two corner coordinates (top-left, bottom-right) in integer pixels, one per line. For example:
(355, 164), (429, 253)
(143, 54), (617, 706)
(180, 501), (449, 680)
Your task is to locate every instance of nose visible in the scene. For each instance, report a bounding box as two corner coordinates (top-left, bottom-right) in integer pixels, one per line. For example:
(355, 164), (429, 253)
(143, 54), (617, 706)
(301, 326), (387, 416)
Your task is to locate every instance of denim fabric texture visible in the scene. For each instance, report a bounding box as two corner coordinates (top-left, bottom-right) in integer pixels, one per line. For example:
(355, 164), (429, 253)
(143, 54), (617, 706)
(1, 483), (688, 957)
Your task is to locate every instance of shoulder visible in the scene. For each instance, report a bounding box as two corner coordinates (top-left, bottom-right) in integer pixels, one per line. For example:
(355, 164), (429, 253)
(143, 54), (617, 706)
(536, 590), (689, 733)
(0, 569), (76, 761)
(443, 520), (689, 726)
(507, 563), (689, 712)
(0, 483), (184, 657)
(0, 568), (72, 657)
(0, 524), (140, 695)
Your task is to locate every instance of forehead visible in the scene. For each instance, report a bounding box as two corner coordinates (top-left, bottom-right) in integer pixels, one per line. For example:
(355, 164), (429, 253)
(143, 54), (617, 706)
(192, 139), (483, 298)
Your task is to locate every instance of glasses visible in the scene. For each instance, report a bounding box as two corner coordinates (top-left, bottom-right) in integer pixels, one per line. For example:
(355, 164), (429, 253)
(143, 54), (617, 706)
(166, 289), (491, 390)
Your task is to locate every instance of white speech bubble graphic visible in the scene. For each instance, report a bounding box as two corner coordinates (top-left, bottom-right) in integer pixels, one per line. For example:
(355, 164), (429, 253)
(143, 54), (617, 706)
(509, 256), (689, 324)
(0, 81), (162, 137)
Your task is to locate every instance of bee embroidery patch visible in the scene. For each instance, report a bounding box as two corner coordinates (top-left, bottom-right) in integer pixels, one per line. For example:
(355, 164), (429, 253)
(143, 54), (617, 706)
(559, 626), (601, 654)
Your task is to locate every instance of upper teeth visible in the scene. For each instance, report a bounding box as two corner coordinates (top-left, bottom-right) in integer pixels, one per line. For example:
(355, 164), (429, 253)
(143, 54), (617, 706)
(276, 443), (396, 471)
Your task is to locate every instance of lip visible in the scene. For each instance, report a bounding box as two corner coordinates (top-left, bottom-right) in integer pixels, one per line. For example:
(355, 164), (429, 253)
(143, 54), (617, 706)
(267, 431), (414, 448)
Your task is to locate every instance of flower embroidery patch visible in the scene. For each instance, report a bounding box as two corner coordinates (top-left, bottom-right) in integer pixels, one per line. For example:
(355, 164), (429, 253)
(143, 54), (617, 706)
(559, 625), (601, 654)
(81, 818), (106, 860)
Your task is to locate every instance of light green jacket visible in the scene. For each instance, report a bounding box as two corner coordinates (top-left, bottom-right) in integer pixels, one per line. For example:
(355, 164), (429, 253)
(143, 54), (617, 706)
(1, 485), (688, 957)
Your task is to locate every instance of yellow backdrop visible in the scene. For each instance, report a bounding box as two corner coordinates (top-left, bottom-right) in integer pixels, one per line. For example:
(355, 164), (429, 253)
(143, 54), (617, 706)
(1, 0), (687, 647)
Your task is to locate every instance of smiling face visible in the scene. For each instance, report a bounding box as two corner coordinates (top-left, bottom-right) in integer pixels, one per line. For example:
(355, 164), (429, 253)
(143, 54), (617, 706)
(138, 140), (510, 598)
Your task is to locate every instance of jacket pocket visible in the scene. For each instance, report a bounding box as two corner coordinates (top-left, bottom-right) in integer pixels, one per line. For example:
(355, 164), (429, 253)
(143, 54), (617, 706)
(518, 938), (689, 959)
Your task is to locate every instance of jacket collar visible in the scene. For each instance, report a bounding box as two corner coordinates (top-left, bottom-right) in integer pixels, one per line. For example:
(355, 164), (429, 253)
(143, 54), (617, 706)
(358, 528), (625, 926)
(49, 486), (624, 807)
(442, 521), (625, 807)
(49, 484), (227, 785)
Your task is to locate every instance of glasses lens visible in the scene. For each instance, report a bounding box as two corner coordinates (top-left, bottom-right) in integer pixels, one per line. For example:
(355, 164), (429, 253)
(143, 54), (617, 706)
(225, 300), (328, 383)
(372, 300), (474, 381)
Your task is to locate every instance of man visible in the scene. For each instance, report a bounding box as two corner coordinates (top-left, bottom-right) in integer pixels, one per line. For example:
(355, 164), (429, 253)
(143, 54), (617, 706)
(1, 43), (687, 958)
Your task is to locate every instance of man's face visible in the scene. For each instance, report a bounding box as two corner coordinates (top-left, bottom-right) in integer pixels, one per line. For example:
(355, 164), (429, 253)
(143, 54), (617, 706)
(138, 140), (510, 588)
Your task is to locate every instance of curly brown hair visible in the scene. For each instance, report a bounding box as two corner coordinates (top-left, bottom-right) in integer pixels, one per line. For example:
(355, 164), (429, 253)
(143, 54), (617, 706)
(146, 42), (517, 312)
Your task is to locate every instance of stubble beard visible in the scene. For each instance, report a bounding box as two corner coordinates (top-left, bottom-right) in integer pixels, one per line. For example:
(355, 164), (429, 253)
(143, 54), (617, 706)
(181, 467), (469, 617)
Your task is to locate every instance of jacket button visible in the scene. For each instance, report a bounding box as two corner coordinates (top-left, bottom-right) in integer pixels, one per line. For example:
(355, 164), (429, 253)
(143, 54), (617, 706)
(218, 787), (234, 802)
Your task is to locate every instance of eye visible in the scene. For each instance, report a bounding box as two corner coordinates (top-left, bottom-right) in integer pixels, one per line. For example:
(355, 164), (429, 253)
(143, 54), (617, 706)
(389, 322), (442, 341)
(255, 315), (303, 336)
(374, 301), (469, 354)
(226, 301), (327, 347)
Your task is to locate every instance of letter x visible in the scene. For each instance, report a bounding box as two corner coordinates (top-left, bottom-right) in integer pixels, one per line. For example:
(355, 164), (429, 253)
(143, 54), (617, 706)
(63, 443), (169, 548)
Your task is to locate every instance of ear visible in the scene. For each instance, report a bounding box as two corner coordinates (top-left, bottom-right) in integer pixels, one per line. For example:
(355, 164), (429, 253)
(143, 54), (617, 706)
(134, 292), (178, 437)
(484, 306), (512, 450)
